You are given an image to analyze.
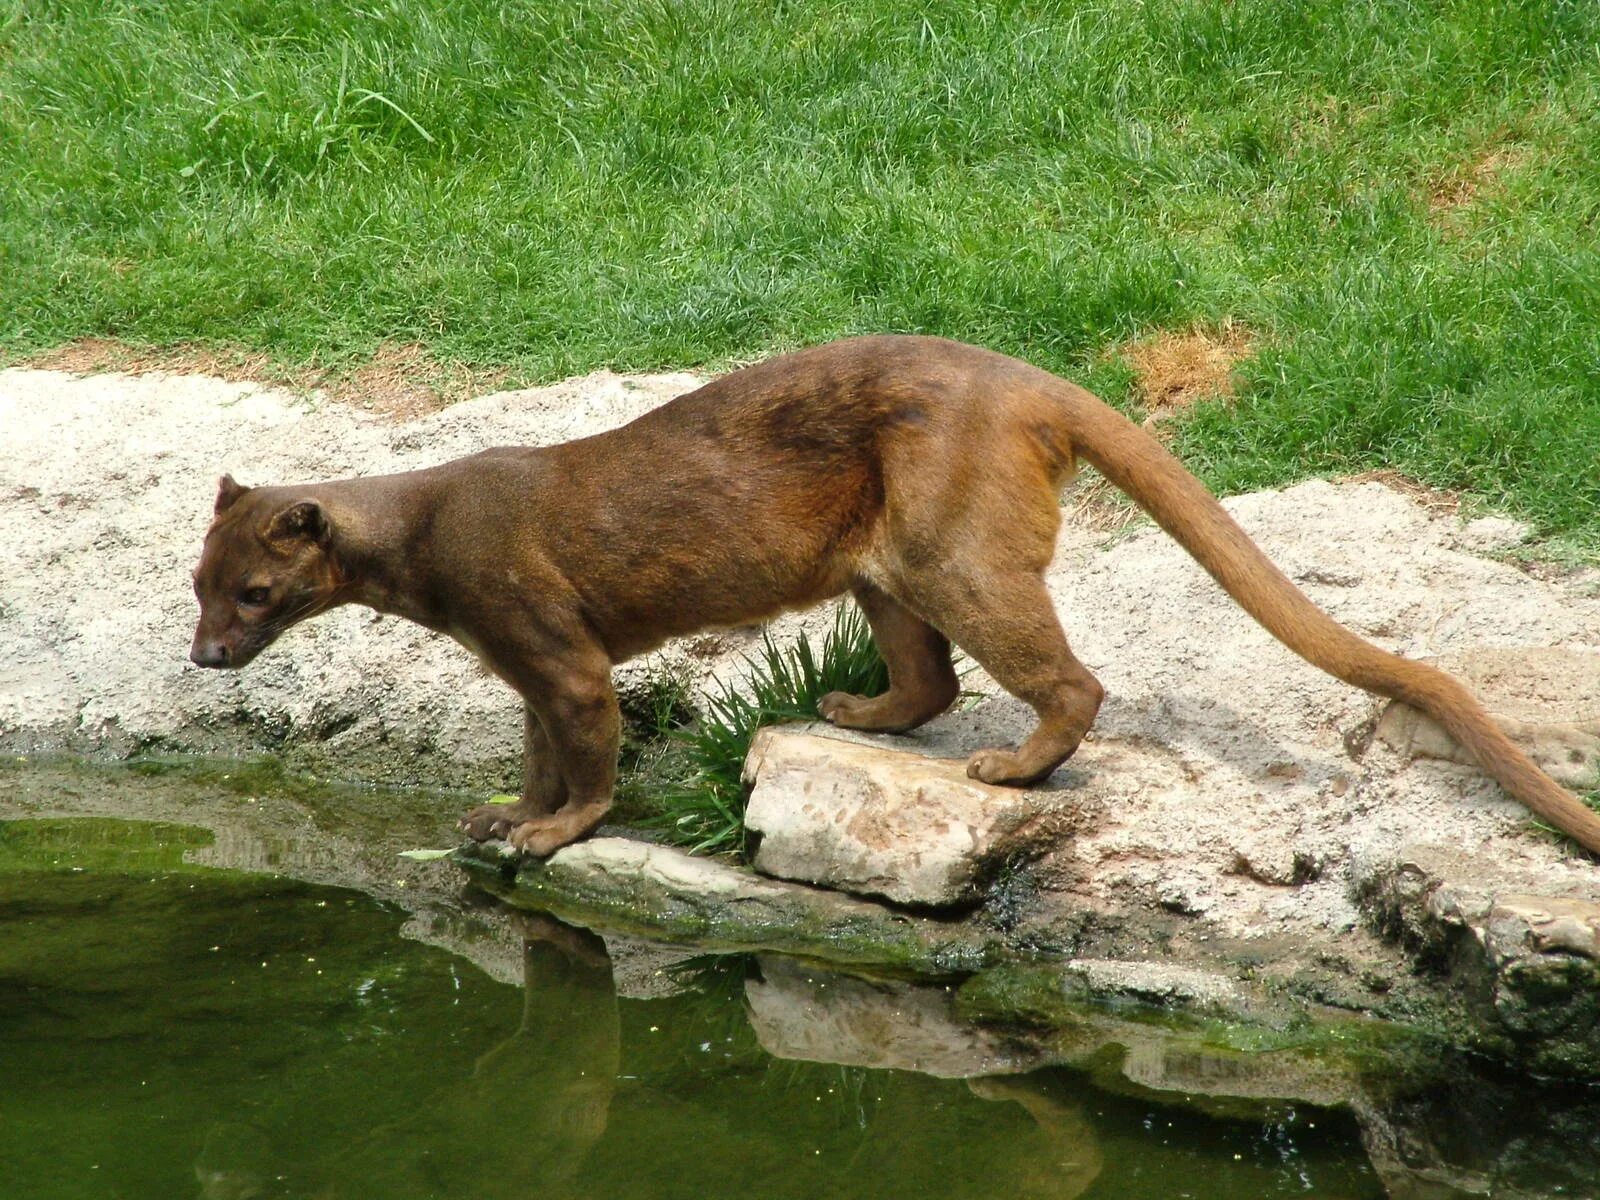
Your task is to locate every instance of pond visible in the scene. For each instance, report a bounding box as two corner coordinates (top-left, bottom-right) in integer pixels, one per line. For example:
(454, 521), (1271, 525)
(2, 760), (1596, 1199)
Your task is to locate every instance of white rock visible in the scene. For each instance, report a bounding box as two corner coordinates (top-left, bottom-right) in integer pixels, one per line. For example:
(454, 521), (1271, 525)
(1065, 959), (1239, 1008)
(742, 727), (1083, 907)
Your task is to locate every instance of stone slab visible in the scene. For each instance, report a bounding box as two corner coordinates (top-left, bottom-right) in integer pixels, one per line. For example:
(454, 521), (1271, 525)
(742, 727), (1085, 907)
(1356, 844), (1600, 1075)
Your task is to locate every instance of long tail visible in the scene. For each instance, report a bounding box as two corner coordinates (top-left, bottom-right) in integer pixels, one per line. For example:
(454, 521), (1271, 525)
(1048, 378), (1600, 855)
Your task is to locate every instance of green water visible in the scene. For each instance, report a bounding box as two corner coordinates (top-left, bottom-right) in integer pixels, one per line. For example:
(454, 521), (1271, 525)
(2, 760), (1597, 1200)
(0, 817), (1386, 1200)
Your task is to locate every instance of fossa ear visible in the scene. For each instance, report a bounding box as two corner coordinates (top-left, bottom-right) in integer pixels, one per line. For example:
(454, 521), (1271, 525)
(214, 474), (249, 514)
(265, 499), (329, 546)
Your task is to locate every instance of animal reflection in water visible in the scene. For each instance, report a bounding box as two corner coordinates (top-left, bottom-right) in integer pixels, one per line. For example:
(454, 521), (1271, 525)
(410, 914), (622, 1196)
(968, 1075), (1103, 1200)
(458, 915), (623, 1185)
(190, 915), (1106, 1200)
(190, 913), (619, 1200)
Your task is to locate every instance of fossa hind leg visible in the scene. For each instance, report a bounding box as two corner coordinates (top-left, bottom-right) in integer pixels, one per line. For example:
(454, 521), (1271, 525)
(867, 388), (1095, 779)
(910, 567), (1103, 785)
(819, 582), (959, 732)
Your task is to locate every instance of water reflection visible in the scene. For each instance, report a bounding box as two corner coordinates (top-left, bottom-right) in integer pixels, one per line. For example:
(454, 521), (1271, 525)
(966, 1075), (1103, 1200)
(154, 907), (617, 1200)
(745, 955), (1103, 1196)
(193, 1124), (273, 1200)
(442, 914), (620, 1195)
(0, 820), (1379, 1200)
(746, 954), (1047, 1077)
(735, 947), (1600, 1200)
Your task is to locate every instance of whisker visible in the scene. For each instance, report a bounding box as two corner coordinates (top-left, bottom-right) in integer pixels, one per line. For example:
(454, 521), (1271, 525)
(262, 595), (332, 635)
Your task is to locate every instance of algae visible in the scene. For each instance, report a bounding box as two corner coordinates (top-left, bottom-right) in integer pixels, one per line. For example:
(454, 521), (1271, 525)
(0, 816), (214, 875)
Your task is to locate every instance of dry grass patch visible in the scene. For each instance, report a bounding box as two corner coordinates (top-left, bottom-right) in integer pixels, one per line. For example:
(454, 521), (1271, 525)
(1120, 323), (1255, 421)
(23, 338), (509, 419)
(1065, 323), (1256, 534)
(317, 343), (511, 420)
(29, 338), (279, 385)
(1062, 469), (1145, 536)
(1427, 146), (1530, 219)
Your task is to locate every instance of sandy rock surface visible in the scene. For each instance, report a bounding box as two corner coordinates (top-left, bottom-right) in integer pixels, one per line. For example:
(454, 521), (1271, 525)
(3, 361), (1598, 958)
(1376, 646), (1600, 788)
(1006, 477), (1600, 943)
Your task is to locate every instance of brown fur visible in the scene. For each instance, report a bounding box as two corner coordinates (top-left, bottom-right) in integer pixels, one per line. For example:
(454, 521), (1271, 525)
(189, 336), (1600, 856)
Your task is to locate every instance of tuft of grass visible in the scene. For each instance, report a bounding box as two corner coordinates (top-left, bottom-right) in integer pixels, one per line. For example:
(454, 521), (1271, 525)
(643, 605), (887, 857)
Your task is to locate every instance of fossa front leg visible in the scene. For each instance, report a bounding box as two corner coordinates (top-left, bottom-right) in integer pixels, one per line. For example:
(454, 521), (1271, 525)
(459, 704), (568, 841)
(491, 624), (620, 858)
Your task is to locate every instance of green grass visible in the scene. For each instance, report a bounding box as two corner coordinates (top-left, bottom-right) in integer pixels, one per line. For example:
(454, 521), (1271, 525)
(1526, 788), (1600, 855)
(4, 0), (1600, 544)
(635, 606), (887, 857)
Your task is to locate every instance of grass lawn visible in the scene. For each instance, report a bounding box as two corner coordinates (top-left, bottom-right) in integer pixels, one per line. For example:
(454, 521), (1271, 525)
(3, 0), (1598, 545)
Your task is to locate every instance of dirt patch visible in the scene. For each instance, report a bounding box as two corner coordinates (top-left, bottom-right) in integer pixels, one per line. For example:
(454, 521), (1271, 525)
(1065, 324), (1256, 533)
(316, 343), (513, 420)
(23, 337), (510, 420)
(1340, 469), (1461, 518)
(30, 338), (281, 386)
(1119, 323), (1254, 420)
